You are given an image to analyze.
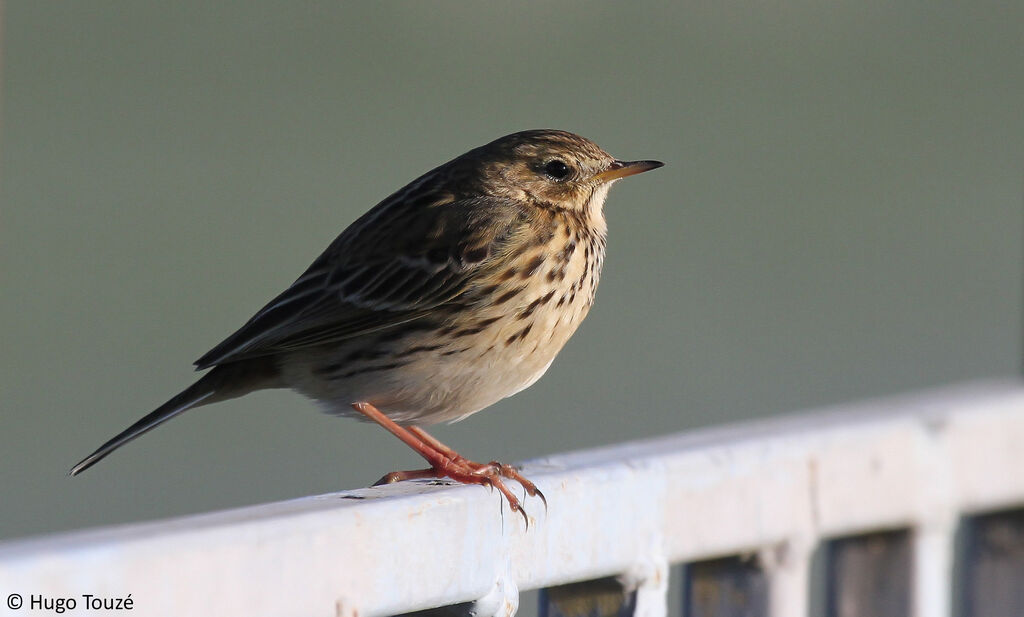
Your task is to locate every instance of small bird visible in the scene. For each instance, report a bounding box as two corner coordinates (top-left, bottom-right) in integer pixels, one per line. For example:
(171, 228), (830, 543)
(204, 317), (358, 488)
(70, 129), (662, 519)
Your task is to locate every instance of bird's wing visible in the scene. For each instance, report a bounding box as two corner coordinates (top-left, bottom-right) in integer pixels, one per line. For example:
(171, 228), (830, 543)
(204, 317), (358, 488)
(193, 195), (529, 369)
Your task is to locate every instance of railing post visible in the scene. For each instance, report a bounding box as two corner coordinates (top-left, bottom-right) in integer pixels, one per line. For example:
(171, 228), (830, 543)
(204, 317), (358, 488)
(473, 572), (519, 617)
(624, 558), (670, 617)
(914, 411), (956, 617)
(764, 538), (812, 617)
(913, 515), (955, 617)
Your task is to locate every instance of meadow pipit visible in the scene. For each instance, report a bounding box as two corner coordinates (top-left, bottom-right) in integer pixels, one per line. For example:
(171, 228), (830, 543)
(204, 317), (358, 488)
(70, 129), (663, 520)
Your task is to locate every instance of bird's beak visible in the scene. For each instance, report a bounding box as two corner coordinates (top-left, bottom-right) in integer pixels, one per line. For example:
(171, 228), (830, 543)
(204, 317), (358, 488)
(592, 159), (664, 184)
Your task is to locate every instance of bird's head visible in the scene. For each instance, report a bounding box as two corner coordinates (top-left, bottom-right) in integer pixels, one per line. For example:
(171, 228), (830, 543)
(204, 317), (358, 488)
(456, 129), (663, 218)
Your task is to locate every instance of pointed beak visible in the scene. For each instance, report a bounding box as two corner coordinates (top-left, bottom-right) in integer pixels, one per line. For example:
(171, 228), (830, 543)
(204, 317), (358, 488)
(592, 159), (664, 184)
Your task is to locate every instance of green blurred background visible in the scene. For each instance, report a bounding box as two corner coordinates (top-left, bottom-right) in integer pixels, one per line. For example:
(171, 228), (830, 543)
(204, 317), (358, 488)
(1, 2), (1021, 541)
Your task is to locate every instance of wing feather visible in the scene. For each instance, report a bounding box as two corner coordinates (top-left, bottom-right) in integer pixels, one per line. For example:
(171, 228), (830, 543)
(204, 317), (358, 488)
(194, 194), (527, 369)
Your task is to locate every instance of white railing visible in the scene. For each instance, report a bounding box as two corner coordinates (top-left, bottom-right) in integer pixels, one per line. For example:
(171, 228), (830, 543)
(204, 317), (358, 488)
(2, 380), (1024, 617)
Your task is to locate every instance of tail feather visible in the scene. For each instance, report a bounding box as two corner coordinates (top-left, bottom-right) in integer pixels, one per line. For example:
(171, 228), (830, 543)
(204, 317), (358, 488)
(69, 360), (280, 476)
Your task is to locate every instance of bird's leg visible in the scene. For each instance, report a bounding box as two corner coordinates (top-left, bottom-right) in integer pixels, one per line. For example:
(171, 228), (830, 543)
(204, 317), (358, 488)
(407, 426), (463, 461)
(408, 426), (545, 507)
(350, 402), (452, 471)
(351, 402), (539, 523)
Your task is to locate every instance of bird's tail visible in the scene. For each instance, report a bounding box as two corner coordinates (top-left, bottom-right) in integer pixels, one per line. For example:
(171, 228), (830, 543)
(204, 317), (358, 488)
(69, 360), (280, 476)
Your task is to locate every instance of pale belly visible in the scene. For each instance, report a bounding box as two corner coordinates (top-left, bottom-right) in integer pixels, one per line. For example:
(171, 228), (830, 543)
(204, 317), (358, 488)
(283, 293), (592, 425)
(381, 300), (590, 424)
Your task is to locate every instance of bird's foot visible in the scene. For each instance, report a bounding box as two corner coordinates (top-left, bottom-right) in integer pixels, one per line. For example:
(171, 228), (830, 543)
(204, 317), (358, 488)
(352, 401), (544, 526)
(374, 456), (544, 527)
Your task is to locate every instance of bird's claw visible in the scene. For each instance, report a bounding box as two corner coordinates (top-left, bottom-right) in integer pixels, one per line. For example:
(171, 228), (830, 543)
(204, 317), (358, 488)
(373, 457), (542, 527)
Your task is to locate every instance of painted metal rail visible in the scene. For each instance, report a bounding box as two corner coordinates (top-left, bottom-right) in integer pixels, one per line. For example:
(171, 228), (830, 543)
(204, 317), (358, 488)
(2, 381), (1024, 616)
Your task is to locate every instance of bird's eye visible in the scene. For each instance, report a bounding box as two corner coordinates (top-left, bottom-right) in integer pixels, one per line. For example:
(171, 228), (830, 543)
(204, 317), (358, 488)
(542, 159), (572, 181)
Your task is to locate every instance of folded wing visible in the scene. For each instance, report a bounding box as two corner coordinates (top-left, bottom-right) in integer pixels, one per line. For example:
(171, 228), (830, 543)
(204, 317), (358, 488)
(194, 195), (528, 369)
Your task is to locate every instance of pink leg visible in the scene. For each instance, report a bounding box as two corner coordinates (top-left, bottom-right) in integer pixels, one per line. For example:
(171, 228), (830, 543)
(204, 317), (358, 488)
(352, 402), (544, 525)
